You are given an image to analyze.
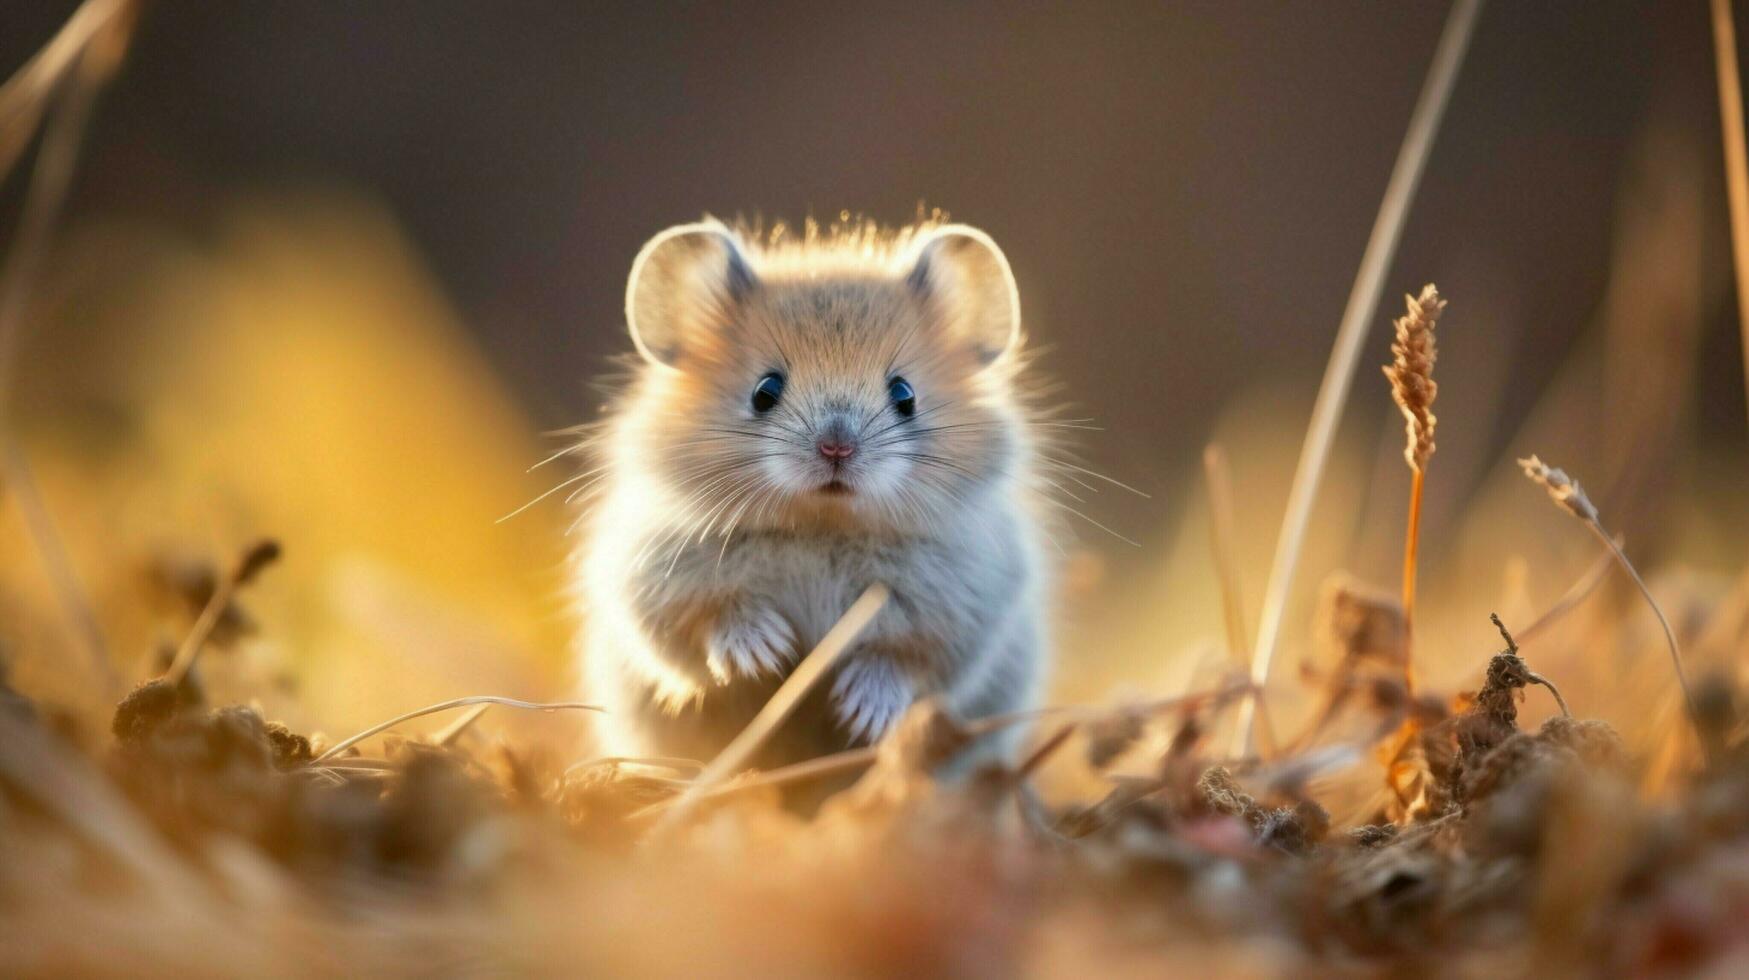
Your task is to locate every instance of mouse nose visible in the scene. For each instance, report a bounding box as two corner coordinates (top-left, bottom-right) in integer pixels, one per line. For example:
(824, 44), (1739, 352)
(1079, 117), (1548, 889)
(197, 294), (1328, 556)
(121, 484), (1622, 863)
(816, 416), (858, 462)
(817, 437), (857, 461)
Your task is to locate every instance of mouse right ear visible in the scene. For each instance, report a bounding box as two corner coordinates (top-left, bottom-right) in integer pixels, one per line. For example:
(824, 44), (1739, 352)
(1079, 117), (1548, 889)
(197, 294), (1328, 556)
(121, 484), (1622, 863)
(903, 223), (1021, 367)
(625, 220), (757, 368)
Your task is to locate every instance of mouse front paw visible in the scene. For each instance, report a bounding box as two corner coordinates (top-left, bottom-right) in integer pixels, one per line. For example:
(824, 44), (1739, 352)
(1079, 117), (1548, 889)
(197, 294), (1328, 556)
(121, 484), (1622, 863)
(830, 657), (915, 744)
(705, 604), (797, 685)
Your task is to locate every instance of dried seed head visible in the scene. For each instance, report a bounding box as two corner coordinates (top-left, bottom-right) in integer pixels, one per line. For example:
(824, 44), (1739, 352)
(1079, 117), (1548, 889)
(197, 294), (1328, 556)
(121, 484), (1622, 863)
(1315, 574), (1408, 667)
(233, 539), (282, 586)
(1382, 284), (1446, 472)
(1516, 455), (1599, 523)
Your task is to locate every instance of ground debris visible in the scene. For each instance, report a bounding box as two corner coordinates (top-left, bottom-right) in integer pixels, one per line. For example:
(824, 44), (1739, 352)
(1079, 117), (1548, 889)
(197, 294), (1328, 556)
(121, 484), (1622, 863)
(3, 609), (1749, 976)
(1442, 614), (1597, 809)
(1196, 765), (1330, 855)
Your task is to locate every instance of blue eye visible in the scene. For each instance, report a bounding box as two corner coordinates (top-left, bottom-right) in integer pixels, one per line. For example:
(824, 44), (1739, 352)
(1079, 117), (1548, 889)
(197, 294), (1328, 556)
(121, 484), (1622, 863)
(888, 376), (916, 417)
(751, 373), (785, 413)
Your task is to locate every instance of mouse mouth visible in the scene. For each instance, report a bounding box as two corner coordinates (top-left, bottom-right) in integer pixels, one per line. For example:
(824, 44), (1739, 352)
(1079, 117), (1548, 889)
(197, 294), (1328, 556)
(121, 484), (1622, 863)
(816, 479), (854, 496)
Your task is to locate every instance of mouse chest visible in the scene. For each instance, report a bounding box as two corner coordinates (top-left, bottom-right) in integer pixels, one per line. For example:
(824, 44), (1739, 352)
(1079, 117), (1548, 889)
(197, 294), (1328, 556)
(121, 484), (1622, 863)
(714, 534), (943, 637)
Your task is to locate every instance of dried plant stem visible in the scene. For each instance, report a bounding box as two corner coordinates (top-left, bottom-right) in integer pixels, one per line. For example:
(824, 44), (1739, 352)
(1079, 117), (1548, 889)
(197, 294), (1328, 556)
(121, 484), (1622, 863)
(1454, 542), (1614, 687)
(0, 1), (132, 408)
(1015, 722), (1077, 779)
(647, 583), (889, 838)
(673, 746), (881, 807)
(161, 575), (240, 687)
(1205, 445), (1276, 757)
(1712, 0), (1749, 426)
(641, 682), (1254, 815)
(1491, 613), (1570, 718)
(1401, 466), (1425, 690)
(0, 10), (132, 691)
(1585, 522), (1697, 725)
(1204, 445), (1249, 663)
(161, 540), (279, 687)
(1528, 669), (1571, 718)
(1384, 283), (1446, 690)
(1280, 675), (1360, 758)
(0, 0), (132, 182)
(1518, 456), (1698, 737)
(313, 697), (604, 763)
(565, 756), (704, 778)
(434, 703), (493, 746)
(1515, 537), (1617, 644)
(1235, 0), (1484, 757)
(0, 709), (211, 898)
(310, 758), (397, 771)
(1, 445), (115, 689)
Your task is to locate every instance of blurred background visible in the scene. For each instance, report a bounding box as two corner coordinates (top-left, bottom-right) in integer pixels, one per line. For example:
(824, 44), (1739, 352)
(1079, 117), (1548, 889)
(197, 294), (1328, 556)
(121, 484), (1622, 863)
(2, 1), (1744, 760)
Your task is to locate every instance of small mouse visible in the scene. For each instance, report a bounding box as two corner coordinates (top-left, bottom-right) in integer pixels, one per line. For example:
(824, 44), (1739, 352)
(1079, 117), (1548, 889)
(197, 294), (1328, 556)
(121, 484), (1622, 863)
(571, 217), (1055, 776)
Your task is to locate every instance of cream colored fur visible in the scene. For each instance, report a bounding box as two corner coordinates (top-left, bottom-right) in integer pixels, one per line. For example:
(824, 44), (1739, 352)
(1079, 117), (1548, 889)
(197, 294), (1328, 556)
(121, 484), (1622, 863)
(573, 218), (1052, 773)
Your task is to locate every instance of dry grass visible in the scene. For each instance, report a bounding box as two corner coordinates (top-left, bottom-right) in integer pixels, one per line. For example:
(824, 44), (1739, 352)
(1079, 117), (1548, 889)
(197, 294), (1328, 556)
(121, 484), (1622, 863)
(1383, 283), (1446, 687)
(0, 0), (137, 697)
(1518, 455), (1700, 740)
(10, 579), (1749, 976)
(1713, 0), (1749, 426)
(1383, 285), (1446, 477)
(1236, 0), (1484, 757)
(648, 583), (888, 838)
(7, 0), (1749, 976)
(160, 539), (280, 686)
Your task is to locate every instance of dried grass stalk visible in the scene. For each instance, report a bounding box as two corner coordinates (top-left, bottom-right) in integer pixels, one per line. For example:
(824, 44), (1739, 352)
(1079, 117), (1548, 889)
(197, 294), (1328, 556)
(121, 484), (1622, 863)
(0, 0), (135, 183)
(647, 583), (889, 837)
(0, 1), (139, 692)
(1203, 444), (1249, 664)
(434, 703), (494, 746)
(1205, 444), (1275, 756)
(1516, 536), (1617, 644)
(1517, 455), (1698, 736)
(640, 682), (1255, 815)
(1235, 0), (1484, 758)
(1383, 285), (1446, 473)
(313, 696), (604, 763)
(162, 539), (282, 687)
(0, 709), (211, 898)
(1711, 0), (1749, 427)
(1518, 455), (1598, 522)
(1383, 284), (1446, 690)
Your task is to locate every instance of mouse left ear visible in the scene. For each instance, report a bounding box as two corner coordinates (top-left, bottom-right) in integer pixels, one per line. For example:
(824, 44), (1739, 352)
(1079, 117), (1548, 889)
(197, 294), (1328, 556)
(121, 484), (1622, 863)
(625, 220), (757, 368)
(904, 224), (1021, 366)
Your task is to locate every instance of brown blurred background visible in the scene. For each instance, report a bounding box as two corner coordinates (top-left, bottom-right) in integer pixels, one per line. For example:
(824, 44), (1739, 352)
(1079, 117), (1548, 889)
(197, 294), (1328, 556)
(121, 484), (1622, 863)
(5, 1), (1739, 471)
(2, 1), (1745, 741)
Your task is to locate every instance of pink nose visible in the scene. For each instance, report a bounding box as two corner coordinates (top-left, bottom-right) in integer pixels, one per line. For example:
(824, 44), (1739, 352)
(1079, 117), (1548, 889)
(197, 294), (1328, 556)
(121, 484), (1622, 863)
(817, 438), (857, 460)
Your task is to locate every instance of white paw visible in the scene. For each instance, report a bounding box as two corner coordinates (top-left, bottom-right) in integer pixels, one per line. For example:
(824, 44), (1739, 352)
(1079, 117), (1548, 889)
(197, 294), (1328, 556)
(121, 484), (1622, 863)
(705, 605), (797, 685)
(830, 657), (915, 744)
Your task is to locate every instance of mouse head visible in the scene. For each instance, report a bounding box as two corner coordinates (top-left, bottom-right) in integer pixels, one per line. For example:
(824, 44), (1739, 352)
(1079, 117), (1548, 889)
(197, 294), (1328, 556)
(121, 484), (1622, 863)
(621, 219), (1027, 530)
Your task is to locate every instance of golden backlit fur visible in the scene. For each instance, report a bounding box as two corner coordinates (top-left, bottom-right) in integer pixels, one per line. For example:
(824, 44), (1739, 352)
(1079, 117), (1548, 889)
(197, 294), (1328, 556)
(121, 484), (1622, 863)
(572, 217), (1053, 774)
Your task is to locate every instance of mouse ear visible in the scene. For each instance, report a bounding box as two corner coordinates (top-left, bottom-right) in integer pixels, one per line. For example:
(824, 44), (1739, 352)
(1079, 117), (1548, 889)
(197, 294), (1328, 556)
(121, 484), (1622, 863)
(625, 220), (757, 367)
(904, 224), (1021, 366)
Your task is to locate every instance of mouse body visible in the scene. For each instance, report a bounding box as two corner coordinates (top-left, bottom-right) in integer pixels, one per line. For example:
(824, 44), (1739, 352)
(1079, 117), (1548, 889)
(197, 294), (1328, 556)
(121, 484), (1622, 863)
(571, 218), (1055, 774)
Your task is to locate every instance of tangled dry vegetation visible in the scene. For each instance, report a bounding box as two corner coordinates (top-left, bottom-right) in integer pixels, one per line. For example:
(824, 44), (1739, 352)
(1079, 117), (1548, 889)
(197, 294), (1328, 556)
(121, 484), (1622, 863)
(5, 554), (1749, 976)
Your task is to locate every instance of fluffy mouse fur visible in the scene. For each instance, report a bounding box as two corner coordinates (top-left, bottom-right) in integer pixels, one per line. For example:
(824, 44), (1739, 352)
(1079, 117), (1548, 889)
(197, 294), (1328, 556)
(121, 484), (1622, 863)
(571, 217), (1054, 775)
